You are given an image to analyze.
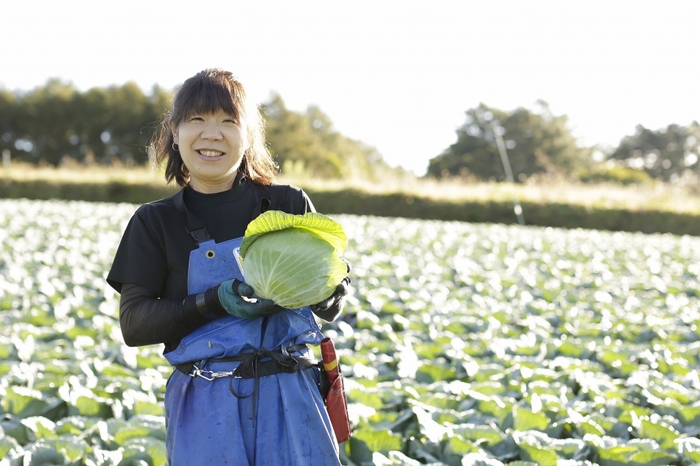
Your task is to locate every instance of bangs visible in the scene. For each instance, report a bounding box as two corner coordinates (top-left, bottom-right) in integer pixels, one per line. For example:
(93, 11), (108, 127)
(173, 73), (243, 124)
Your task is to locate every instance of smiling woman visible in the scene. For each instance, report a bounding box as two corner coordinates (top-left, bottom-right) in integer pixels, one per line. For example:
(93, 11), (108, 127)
(150, 69), (277, 189)
(107, 69), (351, 465)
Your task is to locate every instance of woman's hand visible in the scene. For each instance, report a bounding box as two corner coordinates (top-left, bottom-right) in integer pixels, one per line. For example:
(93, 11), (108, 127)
(310, 279), (350, 313)
(218, 279), (284, 319)
(310, 259), (352, 321)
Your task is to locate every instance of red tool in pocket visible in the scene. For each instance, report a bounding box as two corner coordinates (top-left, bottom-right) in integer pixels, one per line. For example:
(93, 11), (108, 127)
(320, 337), (351, 443)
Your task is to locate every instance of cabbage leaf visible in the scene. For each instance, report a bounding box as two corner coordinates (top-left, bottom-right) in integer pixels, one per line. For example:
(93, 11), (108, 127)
(240, 211), (347, 309)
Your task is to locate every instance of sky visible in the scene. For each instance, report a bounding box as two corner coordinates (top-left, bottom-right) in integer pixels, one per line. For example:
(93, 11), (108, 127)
(3, 0), (698, 175)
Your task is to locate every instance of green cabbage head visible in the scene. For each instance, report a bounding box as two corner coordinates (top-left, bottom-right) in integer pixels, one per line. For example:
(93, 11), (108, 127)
(239, 210), (347, 309)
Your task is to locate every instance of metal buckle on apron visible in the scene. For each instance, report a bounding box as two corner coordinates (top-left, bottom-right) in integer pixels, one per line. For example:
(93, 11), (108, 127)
(189, 364), (242, 381)
(181, 347), (317, 428)
(183, 345), (310, 381)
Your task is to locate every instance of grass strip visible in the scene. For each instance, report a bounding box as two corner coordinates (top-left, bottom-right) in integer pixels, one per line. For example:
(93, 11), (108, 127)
(1, 177), (699, 236)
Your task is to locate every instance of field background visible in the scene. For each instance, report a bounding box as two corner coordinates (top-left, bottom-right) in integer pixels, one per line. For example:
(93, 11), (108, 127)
(2, 163), (700, 236)
(1, 167), (699, 465)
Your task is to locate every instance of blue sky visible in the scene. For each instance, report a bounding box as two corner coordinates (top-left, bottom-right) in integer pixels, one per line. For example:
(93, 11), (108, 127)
(3, 0), (698, 175)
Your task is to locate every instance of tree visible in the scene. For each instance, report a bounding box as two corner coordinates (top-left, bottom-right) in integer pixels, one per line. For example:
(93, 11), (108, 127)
(0, 80), (169, 166)
(0, 89), (19, 157)
(262, 93), (391, 180)
(608, 122), (700, 181)
(14, 79), (80, 165)
(427, 101), (593, 181)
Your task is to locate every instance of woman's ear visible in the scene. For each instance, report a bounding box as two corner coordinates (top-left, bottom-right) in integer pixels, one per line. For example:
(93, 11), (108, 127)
(169, 120), (178, 144)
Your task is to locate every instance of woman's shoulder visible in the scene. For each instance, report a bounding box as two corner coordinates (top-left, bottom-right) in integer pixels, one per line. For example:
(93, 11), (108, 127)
(246, 181), (304, 202)
(132, 191), (185, 225)
(265, 182), (314, 214)
(267, 182), (305, 197)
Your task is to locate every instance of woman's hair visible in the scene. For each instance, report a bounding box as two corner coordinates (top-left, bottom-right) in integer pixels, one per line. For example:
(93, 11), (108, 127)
(151, 69), (277, 186)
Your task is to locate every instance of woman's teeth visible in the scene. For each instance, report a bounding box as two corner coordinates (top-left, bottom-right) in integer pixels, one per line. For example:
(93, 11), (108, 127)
(198, 150), (223, 157)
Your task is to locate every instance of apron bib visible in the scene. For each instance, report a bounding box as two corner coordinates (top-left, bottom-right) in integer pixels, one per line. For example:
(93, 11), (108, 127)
(162, 190), (340, 466)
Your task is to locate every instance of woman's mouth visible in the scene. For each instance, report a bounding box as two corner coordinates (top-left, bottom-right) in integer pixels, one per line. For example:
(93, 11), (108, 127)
(197, 150), (224, 158)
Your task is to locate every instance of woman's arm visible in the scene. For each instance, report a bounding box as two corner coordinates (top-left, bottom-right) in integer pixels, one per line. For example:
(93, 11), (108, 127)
(119, 282), (280, 347)
(119, 283), (222, 347)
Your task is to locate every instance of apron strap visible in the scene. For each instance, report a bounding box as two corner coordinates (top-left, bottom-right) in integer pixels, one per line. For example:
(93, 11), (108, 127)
(173, 189), (211, 246)
(249, 181), (290, 219)
(172, 181), (288, 247)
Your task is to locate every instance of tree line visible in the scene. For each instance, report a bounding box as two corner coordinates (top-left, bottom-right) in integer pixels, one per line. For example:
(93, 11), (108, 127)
(0, 80), (394, 181)
(0, 80), (170, 167)
(428, 101), (700, 183)
(1, 80), (697, 183)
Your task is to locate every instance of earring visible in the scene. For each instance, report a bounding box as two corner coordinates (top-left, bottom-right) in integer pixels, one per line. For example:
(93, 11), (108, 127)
(172, 142), (179, 152)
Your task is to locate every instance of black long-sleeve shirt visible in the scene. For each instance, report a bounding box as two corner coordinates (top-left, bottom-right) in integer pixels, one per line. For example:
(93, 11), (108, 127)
(108, 178), (342, 353)
(118, 282), (343, 347)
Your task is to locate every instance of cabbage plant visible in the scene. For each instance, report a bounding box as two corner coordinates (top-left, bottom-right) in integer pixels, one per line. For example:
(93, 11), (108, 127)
(239, 210), (347, 309)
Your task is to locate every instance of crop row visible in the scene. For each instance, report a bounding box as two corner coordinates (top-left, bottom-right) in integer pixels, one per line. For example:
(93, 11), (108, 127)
(0, 199), (699, 465)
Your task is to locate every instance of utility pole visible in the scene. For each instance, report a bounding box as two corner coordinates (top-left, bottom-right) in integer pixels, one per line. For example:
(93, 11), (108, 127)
(2, 149), (10, 186)
(490, 121), (525, 226)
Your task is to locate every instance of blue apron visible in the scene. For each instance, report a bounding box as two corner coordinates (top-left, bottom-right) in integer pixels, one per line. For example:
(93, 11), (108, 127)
(163, 192), (340, 465)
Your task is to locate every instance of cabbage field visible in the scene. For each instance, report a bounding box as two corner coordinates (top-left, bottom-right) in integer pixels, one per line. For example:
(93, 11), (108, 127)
(0, 198), (699, 466)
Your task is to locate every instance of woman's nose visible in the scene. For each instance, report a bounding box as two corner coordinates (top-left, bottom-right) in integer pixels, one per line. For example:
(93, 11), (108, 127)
(201, 122), (223, 140)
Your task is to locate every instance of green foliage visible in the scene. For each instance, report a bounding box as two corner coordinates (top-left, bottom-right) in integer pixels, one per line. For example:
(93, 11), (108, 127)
(609, 121), (700, 181)
(3, 199), (700, 465)
(513, 407), (550, 432)
(0, 80), (169, 166)
(262, 93), (392, 180)
(578, 164), (653, 185)
(428, 101), (594, 181)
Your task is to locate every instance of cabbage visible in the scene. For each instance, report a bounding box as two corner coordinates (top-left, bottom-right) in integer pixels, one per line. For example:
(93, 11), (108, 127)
(239, 210), (347, 309)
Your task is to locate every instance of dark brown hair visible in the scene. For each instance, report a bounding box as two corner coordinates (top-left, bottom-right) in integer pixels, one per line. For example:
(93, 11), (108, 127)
(151, 69), (277, 186)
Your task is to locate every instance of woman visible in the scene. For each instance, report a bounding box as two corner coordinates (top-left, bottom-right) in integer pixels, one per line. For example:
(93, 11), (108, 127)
(107, 69), (348, 465)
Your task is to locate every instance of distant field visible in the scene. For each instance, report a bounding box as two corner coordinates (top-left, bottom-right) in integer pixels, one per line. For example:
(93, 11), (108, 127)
(3, 162), (700, 215)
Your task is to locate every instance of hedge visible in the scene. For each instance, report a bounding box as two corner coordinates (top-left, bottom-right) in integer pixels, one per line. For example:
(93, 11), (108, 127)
(1, 179), (698, 236)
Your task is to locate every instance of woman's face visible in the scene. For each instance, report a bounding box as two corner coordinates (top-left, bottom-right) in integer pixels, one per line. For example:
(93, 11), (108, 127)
(171, 110), (247, 193)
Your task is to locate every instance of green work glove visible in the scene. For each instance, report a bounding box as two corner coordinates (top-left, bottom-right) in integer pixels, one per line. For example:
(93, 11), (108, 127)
(217, 279), (283, 319)
(310, 279), (351, 313)
(310, 259), (352, 321)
